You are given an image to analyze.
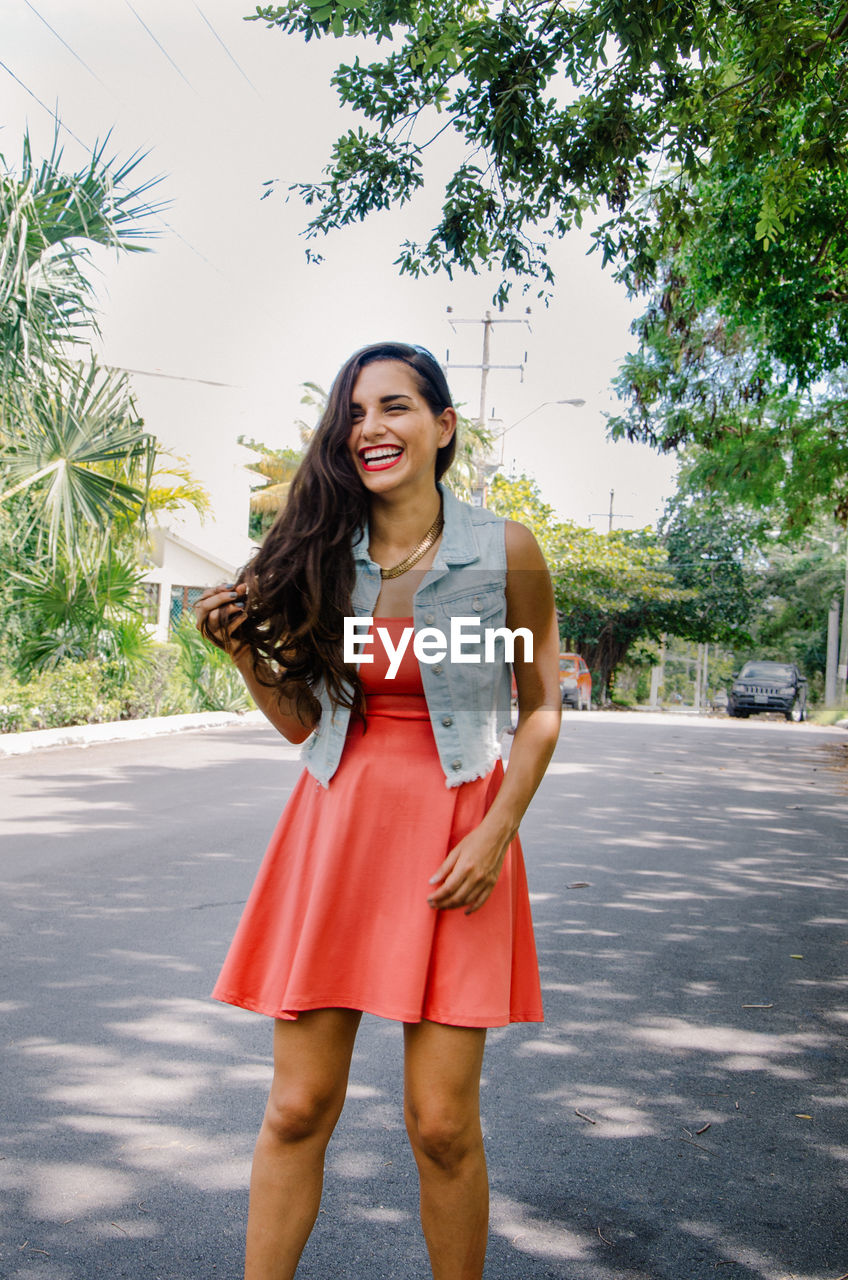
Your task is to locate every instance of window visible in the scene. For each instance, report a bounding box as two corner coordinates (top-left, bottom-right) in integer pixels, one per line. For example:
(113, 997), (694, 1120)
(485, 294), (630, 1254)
(139, 582), (161, 624)
(169, 585), (207, 631)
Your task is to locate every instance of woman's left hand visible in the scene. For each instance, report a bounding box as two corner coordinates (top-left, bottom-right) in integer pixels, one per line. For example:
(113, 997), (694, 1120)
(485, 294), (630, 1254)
(426, 821), (514, 915)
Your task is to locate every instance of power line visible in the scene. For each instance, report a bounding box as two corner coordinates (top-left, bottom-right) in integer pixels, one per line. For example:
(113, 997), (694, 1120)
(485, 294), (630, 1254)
(0, 58), (225, 275)
(194, 4), (262, 99)
(0, 57), (89, 150)
(152, 216), (226, 274)
(124, 0), (196, 94)
(110, 364), (240, 389)
(23, 1), (111, 92)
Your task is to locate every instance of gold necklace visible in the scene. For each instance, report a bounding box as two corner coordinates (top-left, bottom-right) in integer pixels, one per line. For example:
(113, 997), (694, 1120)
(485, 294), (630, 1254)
(379, 501), (444, 579)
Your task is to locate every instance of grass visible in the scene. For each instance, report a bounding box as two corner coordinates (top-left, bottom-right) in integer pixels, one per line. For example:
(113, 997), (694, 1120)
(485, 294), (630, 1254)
(808, 702), (848, 726)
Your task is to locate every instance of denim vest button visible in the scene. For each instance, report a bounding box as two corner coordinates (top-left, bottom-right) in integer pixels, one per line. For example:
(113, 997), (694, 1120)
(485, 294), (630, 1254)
(472, 596), (483, 611)
(425, 612), (435, 625)
(451, 759), (462, 771)
(442, 716), (453, 727)
(432, 664), (443, 675)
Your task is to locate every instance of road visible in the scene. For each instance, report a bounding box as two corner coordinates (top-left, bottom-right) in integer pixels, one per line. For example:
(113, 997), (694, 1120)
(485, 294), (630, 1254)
(1, 712), (846, 1280)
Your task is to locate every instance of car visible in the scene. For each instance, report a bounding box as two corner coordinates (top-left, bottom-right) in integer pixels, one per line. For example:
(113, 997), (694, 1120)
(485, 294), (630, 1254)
(727, 660), (807, 721)
(559, 652), (592, 710)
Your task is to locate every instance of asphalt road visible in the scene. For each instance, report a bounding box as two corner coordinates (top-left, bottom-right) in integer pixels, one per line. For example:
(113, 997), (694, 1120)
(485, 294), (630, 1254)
(1, 711), (846, 1280)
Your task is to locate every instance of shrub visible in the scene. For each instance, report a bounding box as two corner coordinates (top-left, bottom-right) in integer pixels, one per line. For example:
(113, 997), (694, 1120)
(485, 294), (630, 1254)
(0, 634), (253, 733)
(171, 618), (253, 713)
(0, 661), (122, 732)
(106, 645), (194, 720)
(809, 702), (848, 727)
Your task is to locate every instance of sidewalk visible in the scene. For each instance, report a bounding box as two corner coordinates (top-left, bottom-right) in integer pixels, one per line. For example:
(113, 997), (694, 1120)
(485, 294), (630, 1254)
(0, 708), (267, 757)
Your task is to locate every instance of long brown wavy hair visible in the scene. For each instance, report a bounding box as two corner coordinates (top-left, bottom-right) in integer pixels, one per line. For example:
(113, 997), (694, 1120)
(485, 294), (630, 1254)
(228, 342), (456, 721)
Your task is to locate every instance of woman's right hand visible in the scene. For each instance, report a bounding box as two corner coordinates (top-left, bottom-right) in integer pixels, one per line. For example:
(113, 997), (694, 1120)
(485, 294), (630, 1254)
(194, 582), (248, 660)
(194, 583), (318, 743)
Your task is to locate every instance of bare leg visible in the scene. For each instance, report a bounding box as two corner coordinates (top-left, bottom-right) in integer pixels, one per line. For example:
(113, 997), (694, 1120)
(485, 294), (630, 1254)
(403, 1020), (489, 1280)
(244, 1008), (362, 1280)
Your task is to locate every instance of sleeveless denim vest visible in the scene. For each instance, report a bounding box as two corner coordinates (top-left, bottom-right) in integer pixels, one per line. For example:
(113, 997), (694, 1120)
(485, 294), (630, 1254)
(301, 485), (513, 788)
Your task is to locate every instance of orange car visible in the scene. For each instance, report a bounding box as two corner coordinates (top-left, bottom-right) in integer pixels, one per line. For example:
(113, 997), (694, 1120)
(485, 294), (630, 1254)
(559, 652), (592, 710)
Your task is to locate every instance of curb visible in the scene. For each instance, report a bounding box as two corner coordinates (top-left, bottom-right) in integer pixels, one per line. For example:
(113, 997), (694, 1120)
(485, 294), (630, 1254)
(0, 709), (267, 758)
(3, 709), (846, 760)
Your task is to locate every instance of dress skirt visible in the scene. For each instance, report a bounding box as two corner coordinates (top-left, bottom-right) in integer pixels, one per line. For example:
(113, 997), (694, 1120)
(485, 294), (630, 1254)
(212, 619), (544, 1028)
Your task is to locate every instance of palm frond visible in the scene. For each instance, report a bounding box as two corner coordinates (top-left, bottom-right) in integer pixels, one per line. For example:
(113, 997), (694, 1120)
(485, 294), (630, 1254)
(0, 127), (164, 381)
(142, 451), (211, 519)
(12, 544), (153, 674)
(0, 360), (155, 562)
(250, 480), (292, 513)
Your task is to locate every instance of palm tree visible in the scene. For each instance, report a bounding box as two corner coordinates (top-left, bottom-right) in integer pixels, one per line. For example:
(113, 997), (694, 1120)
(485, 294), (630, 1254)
(241, 387), (496, 540)
(0, 130), (159, 383)
(0, 128), (205, 684)
(1, 360), (155, 569)
(444, 411), (495, 502)
(13, 543), (153, 675)
(0, 129), (162, 565)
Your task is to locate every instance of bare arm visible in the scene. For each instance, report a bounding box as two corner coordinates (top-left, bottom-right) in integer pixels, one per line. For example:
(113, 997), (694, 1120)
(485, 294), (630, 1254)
(193, 583), (319, 744)
(427, 522), (562, 913)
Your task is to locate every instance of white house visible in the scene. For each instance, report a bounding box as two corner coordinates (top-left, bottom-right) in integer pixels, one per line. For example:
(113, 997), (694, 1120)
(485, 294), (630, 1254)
(143, 522), (252, 642)
(133, 377), (264, 642)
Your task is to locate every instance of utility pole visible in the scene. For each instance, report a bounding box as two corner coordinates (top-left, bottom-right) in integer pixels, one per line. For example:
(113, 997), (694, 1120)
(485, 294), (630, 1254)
(445, 308), (531, 425)
(826, 597), (840, 707)
(445, 308), (532, 503)
(703, 643), (709, 711)
(838, 533), (848, 703)
(479, 315), (491, 427)
(590, 489), (633, 532)
(649, 635), (666, 708)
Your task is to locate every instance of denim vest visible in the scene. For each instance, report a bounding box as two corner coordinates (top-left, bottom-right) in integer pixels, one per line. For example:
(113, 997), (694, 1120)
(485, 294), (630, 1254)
(301, 485), (513, 788)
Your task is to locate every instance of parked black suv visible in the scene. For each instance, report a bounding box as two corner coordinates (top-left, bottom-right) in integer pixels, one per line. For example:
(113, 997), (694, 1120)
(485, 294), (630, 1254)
(727, 661), (807, 721)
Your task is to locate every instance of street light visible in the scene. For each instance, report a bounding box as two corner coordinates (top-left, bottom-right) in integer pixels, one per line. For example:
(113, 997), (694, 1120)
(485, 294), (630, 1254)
(499, 398), (586, 436)
(496, 397), (585, 464)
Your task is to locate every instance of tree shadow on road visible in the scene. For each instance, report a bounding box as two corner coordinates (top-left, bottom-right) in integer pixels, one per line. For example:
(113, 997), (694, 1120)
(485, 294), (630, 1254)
(0, 721), (846, 1278)
(497, 717), (848, 1279)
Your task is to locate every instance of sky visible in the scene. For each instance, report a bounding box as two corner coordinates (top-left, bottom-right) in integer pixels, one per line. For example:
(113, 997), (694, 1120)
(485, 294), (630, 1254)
(1, 0), (679, 531)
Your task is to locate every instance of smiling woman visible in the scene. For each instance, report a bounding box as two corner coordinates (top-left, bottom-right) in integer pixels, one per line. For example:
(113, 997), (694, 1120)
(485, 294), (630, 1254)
(193, 340), (562, 1280)
(347, 359), (456, 490)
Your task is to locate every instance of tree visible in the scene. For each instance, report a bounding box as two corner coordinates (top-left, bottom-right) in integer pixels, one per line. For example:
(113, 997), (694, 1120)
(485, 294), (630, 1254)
(609, 319), (848, 527)
(251, 0), (848, 306)
(254, 0), (848, 531)
(488, 473), (685, 695)
(489, 471), (759, 695)
(241, 435), (306, 539)
(486, 472), (559, 557)
(553, 526), (685, 699)
(171, 616), (253, 713)
(0, 130), (161, 564)
(1, 131), (158, 384)
(1, 361), (155, 570)
(658, 489), (760, 645)
(607, 156), (848, 526)
(749, 532), (846, 680)
(652, 458), (845, 692)
(12, 546), (152, 676)
(0, 130), (211, 679)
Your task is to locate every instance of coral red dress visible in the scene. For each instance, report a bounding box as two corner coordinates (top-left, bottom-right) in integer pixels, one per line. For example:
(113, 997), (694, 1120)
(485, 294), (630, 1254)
(212, 618), (543, 1027)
